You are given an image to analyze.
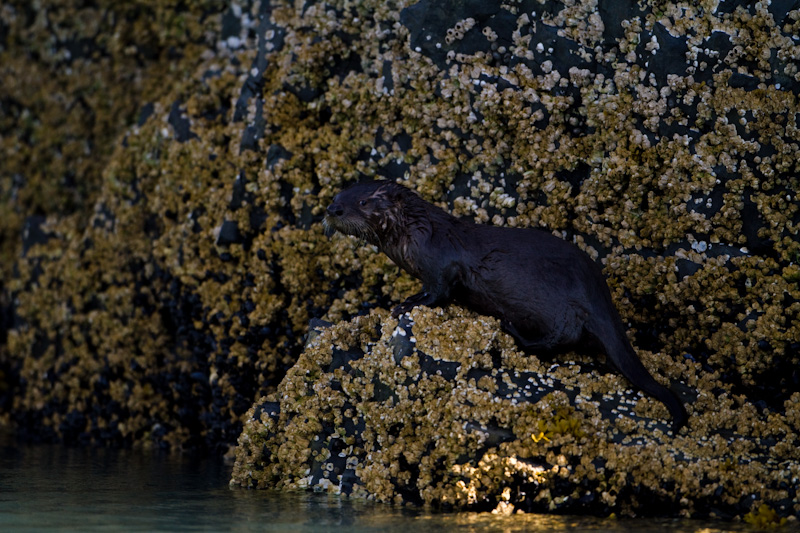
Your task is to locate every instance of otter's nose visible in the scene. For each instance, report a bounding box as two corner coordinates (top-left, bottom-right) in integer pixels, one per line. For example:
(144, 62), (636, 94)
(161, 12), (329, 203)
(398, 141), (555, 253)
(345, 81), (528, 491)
(326, 203), (343, 217)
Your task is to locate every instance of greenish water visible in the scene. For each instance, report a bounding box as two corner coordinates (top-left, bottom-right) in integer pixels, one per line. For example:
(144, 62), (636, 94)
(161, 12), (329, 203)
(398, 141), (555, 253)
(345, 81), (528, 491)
(0, 431), (782, 532)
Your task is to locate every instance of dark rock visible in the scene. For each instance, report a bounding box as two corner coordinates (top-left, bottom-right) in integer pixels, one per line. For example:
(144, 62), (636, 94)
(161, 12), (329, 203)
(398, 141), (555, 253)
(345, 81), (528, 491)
(419, 354), (459, 381)
(266, 144), (292, 169)
(523, 18), (596, 74)
(230, 171), (247, 210)
(597, 0), (646, 47)
(676, 258), (702, 279)
(202, 68), (222, 82)
(728, 72), (761, 91)
(168, 100), (198, 142)
(216, 220), (243, 246)
(697, 31), (735, 82)
(137, 102), (155, 126)
(240, 124), (262, 152)
(741, 189), (776, 256)
(283, 82), (321, 103)
(646, 23), (688, 86)
(687, 185), (725, 218)
(221, 8), (242, 41)
(389, 316), (415, 363)
(249, 205), (268, 232)
(380, 61), (394, 93)
(0, 18), (8, 48)
(233, 1), (283, 120)
(400, 0), (501, 67)
(306, 318), (333, 346)
(21, 216), (51, 256)
(327, 346), (364, 374)
(556, 162), (590, 196)
(769, 0), (800, 26)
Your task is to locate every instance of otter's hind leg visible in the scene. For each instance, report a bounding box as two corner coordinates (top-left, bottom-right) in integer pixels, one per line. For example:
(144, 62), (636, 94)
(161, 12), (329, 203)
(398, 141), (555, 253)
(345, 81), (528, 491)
(501, 320), (562, 353)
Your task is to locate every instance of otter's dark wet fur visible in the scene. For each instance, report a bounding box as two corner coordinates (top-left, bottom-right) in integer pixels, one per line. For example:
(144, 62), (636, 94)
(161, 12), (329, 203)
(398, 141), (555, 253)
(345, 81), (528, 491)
(325, 180), (688, 432)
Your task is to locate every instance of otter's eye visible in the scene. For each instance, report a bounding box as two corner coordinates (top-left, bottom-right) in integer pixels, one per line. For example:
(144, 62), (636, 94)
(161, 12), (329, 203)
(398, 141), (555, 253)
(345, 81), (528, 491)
(359, 199), (367, 206)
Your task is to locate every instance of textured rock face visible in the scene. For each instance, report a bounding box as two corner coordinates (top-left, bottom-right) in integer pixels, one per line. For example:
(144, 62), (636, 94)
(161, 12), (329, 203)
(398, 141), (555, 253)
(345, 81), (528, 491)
(0, 1), (227, 272)
(233, 310), (800, 520)
(1, 0), (800, 520)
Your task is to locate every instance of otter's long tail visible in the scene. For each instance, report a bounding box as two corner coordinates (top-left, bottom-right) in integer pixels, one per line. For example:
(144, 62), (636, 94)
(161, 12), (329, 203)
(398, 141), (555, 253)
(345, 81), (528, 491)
(596, 319), (688, 433)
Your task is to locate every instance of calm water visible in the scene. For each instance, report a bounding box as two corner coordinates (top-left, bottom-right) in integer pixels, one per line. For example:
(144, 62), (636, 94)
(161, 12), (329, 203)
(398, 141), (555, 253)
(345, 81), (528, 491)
(0, 430), (785, 532)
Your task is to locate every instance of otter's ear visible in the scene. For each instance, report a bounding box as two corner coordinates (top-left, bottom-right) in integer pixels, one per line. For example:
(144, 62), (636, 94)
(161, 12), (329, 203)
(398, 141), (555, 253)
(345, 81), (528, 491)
(372, 183), (399, 208)
(379, 183), (408, 202)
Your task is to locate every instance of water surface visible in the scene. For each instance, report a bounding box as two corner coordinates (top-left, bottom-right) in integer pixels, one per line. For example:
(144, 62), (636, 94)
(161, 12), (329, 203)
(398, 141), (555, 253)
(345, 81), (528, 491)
(0, 431), (780, 532)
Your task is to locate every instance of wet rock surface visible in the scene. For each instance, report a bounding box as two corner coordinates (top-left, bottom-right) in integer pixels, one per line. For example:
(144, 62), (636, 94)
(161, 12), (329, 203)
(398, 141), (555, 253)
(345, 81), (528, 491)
(0, 0), (799, 523)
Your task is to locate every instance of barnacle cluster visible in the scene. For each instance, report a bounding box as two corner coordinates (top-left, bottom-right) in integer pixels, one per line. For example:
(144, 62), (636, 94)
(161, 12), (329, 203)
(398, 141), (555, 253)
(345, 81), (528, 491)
(444, 18), (476, 46)
(1, 0), (800, 521)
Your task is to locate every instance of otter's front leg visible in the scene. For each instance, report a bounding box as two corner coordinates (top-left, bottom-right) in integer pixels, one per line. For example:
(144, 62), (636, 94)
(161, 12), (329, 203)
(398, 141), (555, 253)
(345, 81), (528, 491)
(391, 275), (454, 317)
(391, 290), (445, 317)
(391, 264), (458, 317)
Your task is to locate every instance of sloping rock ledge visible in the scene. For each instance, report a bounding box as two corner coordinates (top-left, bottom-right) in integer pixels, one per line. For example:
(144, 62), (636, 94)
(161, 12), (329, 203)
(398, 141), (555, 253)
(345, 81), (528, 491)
(231, 307), (800, 524)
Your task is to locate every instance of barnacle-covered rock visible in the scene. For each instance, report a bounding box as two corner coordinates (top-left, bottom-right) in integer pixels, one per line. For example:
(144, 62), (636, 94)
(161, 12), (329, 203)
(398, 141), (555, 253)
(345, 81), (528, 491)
(0, 0), (799, 522)
(0, 1), (228, 277)
(231, 0), (800, 522)
(232, 310), (800, 520)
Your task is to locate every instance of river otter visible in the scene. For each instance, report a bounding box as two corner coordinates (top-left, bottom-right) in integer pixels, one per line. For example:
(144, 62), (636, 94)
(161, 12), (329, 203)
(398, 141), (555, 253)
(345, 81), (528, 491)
(324, 179), (688, 432)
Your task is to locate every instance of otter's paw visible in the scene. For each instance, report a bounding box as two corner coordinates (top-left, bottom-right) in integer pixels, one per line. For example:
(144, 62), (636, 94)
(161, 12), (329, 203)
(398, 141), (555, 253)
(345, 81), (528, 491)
(391, 302), (414, 317)
(391, 292), (433, 317)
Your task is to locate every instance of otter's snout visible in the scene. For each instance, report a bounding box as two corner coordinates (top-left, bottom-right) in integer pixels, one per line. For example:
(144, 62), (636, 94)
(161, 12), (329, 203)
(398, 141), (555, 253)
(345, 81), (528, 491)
(326, 202), (344, 217)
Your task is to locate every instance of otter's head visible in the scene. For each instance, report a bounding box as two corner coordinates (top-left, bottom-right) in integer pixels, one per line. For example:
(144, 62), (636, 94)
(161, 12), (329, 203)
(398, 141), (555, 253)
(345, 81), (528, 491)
(324, 180), (408, 246)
